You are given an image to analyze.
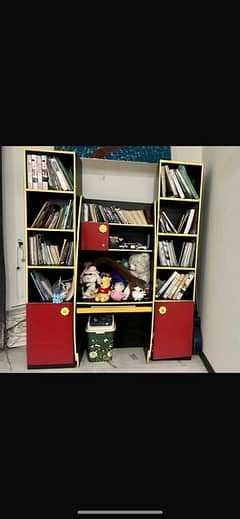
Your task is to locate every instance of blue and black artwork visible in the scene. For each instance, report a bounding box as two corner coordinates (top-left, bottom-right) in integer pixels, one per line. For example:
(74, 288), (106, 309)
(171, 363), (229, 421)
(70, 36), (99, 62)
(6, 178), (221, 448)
(54, 145), (171, 163)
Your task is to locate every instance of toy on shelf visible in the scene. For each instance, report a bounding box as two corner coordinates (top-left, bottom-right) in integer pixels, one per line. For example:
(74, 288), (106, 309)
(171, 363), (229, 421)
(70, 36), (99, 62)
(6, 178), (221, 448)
(95, 273), (112, 302)
(80, 263), (101, 299)
(110, 271), (130, 301)
(52, 277), (74, 303)
(128, 253), (151, 287)
(130, 284), (145, 301)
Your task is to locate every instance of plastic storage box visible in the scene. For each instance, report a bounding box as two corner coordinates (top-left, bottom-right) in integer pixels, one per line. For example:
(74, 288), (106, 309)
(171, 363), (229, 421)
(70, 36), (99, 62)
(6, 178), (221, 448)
(85, 314), (116, 361)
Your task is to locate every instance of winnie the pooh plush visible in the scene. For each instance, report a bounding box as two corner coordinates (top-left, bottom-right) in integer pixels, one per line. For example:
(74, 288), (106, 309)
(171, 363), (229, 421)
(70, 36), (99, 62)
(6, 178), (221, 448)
(95, 273), (112, 302)
(128, 253), (150, 287)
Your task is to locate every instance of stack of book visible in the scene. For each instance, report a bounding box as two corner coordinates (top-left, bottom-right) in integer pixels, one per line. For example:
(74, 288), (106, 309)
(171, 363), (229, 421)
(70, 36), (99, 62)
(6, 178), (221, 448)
(161, 164), (199, 199)
(29, 235), (74, 266)
(31, 199), (73, 229)
(159, 240), (196, 267)
(30, 271), (73, 301)
(27, 153), (73, 191)
(156, 271), (195, 300)
(82, 203), (152, 225)
(160, 208), (198, 234)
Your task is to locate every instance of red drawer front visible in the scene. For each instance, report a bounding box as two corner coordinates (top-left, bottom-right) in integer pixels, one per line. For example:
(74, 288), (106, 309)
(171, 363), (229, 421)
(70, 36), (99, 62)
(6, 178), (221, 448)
(152, 302), (194, 360)
(27, 303), (74, 366)
(81, 222), (109, 251)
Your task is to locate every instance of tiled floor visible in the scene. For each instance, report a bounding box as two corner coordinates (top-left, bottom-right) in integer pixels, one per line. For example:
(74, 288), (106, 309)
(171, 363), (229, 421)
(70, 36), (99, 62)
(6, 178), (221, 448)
(0, 345), (207, 373)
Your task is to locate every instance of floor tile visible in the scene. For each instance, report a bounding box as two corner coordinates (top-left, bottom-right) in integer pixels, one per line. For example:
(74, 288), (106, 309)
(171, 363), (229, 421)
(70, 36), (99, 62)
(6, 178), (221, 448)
(3, 345), (207, 373)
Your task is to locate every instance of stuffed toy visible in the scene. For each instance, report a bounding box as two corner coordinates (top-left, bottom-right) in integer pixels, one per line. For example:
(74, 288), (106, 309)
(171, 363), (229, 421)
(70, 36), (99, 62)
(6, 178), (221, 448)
(111, 271), (130, 301)
(95, 273), (112, 302)
(128, 253), (151, 287)
(80, 263), (101, 299)
(130, 284), (145, 301)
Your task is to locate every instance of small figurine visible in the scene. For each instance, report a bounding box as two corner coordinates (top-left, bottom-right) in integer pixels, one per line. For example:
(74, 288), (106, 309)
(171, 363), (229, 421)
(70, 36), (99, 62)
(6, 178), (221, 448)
(52, 276), (73, 303)
(80, 263), (101, 299)
(95, 273), (112, 302)
(109, 235), (125, 247)
(110, 271), (130, 301)
(131, 284), (145, 301)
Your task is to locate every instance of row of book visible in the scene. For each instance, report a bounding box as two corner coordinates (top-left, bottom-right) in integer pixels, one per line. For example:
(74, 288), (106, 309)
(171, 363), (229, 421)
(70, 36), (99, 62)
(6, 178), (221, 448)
(156, 271), (195, 300)
(29, 235), (74, 266)
(161, 164), (199, 199)
(159, 240), (196, 267)
(31, 199), (73, 229)
(82, 203), (152, 225)
(30, 271), (73, 301)
(160, 208), (197, 234)
(27, 154), (74, 191)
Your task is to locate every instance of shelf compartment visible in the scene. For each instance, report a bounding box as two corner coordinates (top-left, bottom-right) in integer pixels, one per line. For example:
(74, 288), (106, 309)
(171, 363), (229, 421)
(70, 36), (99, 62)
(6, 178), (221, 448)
(76, 312), (152, 358)
(155, 268), (195, 301)
(158, 201), (199, 235)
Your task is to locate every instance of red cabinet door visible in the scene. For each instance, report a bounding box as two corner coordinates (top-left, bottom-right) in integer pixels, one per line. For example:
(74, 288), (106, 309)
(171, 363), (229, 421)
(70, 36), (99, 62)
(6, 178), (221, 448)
(81, 222), (109, 251)
(27, 303), (74, 367)
(152, 302), (194, 360)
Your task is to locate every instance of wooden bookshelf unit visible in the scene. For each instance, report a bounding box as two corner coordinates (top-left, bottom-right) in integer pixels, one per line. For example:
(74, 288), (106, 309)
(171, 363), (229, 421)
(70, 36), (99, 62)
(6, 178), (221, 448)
(24, 148), (80, 368)
(147, 159), (204, 361)
(24, 152), (204, 368)
(74, 196), (157, 364)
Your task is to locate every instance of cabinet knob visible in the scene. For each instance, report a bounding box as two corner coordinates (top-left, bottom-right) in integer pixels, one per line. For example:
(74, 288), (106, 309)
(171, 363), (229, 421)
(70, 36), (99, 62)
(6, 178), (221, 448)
(159, 306), (167, 315)
(61, 307), (70, 317)
(99, 224), (108, 233)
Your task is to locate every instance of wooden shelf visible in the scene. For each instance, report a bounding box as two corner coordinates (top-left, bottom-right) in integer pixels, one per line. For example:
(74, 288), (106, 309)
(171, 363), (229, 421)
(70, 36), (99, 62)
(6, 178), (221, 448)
(159, 196), (200, 203)
(26, 188), (74, 194)
(158, 233), (197, 238)
(27, 227), (74, 232)
(76, 305), (153, 314)
(108, 248), (153, 252)
(27, 265), (74, 269)
(108, 223), (154, 227)
(157, 266), (196, 271)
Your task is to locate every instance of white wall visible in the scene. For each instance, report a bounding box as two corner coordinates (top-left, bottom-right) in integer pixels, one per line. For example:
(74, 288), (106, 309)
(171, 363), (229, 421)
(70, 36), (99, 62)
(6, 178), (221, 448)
(171, 146), (203, 163)
(81, 158), (158, 202)
(198, 147), (240, 371)
(2, 146), (203, 309)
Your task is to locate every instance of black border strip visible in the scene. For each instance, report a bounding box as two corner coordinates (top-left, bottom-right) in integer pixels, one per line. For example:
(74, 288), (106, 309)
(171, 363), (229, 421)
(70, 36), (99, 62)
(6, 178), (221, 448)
(200, 351), (215, 373)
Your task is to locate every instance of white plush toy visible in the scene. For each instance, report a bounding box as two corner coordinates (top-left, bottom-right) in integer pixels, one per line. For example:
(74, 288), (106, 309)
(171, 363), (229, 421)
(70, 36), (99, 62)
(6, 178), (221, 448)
(128, 253), (151, 287)
(80, 263), (101, 299)
(131, 285), (145, 301)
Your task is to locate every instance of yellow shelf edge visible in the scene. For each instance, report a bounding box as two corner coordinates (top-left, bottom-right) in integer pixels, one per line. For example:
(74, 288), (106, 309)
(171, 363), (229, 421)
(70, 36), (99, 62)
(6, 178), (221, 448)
(156, 266), (196, 270)
(108, 223), (154, 227)
(76, 306), (153, 314)
(108, 248), (153, 252)
(158, 233), (197, 238)
(76, 301), (153, 305)
(26, 188), (74, 194)
(159, 196), (200, 202)
(27, 227), (74, 232)
(27, 265), (74, 269)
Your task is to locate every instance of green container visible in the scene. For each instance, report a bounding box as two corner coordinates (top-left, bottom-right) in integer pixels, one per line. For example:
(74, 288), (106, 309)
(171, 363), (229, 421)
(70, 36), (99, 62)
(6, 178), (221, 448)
(86, 315), (116, 362)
